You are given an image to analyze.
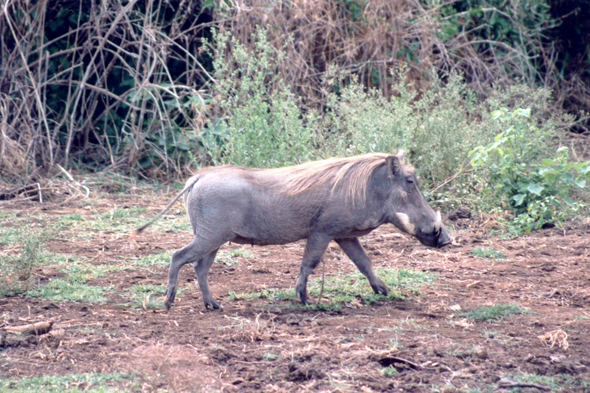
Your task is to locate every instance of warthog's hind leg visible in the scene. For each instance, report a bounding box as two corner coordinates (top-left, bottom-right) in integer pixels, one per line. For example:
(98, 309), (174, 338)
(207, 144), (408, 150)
(193, 249), (221, 309)
(335, 237), (389, 296)
(296, 233), (331, 305)
(165, 238), (220, 310)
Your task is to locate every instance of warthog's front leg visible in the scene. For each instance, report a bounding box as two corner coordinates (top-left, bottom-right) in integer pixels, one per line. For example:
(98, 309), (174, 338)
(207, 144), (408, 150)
(296, 233), (331, 305)
(335, 237), (389, 296)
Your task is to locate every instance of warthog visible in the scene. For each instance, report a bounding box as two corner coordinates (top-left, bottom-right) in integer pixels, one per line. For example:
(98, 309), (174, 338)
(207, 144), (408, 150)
(133, 151), (452, 310)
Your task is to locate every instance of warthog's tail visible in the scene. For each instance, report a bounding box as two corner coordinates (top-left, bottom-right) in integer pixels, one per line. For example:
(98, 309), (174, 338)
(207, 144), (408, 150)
(130, 176), (200, 240)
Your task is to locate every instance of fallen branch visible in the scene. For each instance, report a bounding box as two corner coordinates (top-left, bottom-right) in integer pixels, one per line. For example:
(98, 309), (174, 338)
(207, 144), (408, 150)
(4, 320), (54, 335)
(371, 353), (423, 370)
(498, 378), (550, 391)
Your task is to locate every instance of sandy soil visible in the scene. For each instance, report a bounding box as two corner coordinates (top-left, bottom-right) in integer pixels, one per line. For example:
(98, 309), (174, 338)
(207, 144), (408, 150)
(1, 194), (589, 392)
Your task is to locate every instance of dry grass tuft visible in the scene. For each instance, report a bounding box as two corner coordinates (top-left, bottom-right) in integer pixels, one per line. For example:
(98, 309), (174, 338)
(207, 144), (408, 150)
(220, 314), (277, 342)
(538, 329), (569, 350)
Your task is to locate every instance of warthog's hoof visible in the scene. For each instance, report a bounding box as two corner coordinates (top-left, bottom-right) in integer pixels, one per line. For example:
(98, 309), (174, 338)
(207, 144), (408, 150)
(204, 299), (222, 310)
(164, 300), (173, 312)
(371, 282), (389, 296)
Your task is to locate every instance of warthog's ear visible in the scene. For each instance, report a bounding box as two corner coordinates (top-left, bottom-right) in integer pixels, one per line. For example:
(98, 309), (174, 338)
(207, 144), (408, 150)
(386, 155), (403, 177)
(396, 149), (404, 162)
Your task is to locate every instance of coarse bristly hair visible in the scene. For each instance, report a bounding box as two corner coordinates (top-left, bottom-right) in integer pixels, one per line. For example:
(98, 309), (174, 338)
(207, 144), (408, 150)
(265, 153), (414, 205)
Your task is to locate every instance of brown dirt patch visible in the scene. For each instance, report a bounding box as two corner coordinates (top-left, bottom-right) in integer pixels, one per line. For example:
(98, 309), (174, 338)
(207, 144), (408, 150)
(1, 195), (589, 391)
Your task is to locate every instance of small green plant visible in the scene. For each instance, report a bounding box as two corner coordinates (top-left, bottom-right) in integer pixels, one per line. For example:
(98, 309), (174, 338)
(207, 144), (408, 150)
(471, 247), (506, 260)
(28, 279), (112, 304)
(0, 230), (45, 297)
(470, 107), (589, 234)
(129, 252), (172, 268)
(308, 268), (436, 307)
(124, 284), (173, 310)
(59, 214), (85, 222)
(380, 366), (398, 377)
(228, 290), (263, 301)
(216, 248), (250, 266)
(0, 372), (136, 392)
(388, 337), (404, 350)
(60, 262), (127, 282)
(462, 304), (532, 322)
(263, 352), (280, 361)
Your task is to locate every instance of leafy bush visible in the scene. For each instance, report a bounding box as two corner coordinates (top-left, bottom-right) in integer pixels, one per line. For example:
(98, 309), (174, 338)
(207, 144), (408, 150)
(201, 30), (319, 168)
(326, 68), (571, 189)
(470, 108), (589, 233)
(0, 230), (44, 297)
(198, 27), (588, 233)
(327, 70), (483, 185)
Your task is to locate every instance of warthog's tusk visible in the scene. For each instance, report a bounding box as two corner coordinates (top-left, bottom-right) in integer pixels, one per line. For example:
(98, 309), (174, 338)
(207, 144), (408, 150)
(435, 210), (442, 232)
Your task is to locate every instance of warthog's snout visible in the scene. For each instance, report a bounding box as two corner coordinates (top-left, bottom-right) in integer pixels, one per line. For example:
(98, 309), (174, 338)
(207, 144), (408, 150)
(437, 227), (452, 248)
(416, 226), (452, 249)
(412, 210), (452, 249)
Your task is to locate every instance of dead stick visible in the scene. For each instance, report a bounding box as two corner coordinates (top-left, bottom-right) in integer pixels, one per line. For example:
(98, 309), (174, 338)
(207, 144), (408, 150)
(498, 379), (550, 391)
(4, 321), (54, 335)
(382, 356), (423, 370)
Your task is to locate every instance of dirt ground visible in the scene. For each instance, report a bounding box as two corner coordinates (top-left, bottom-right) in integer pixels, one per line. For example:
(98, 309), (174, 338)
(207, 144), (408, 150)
(1, 192), (589, 392)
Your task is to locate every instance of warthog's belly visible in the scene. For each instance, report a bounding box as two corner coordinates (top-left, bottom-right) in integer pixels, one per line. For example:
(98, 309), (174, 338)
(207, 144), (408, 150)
(231, 235), (303, 247)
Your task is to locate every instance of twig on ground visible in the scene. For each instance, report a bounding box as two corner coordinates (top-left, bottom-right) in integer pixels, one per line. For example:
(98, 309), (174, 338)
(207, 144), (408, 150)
(498, 378), (550, 391)
(4, 320), (54, 335)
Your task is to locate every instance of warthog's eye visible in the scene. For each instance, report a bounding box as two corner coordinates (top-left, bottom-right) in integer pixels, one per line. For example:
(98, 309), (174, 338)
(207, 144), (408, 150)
(406, 176), (414, 184)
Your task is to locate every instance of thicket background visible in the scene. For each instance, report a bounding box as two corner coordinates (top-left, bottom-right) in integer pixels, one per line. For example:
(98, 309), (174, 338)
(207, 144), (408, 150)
(1, 0), (589, 231)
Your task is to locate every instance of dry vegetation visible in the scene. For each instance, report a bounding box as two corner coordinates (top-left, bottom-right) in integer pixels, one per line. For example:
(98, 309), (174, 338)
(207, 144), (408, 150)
(1, 0), (588, 188)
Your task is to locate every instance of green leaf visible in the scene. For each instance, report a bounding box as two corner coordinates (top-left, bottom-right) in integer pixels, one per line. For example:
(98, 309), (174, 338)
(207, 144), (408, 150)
(574, 179), (586, 188)
(556, 146), (569, 154)
(579, 164), (590, 175)
(541, 159), (554, 166)
(526, 184), (544, 196)
(492, 110), (504, 120)
(512, 194), (526, 206)
(563, 196), (577, 207)
(514, 108), (531, 118)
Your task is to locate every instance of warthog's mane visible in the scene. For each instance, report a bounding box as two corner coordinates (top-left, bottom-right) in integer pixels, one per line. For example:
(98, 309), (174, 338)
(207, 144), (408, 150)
(266, 153), (414, 205)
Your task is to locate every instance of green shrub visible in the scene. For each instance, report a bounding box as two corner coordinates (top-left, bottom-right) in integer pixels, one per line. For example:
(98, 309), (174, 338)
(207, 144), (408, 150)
(328, 69), (484, 185)
(327, 68), (578, 194)
(199, 29), (587, 233)
(470, 108), (589, 233)
(0, 230), (44, 297)
(201, 30), (319, 168)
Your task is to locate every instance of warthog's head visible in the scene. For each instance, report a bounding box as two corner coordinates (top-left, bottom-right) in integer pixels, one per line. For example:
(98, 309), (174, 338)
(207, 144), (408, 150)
(385, 151), (452, 248)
